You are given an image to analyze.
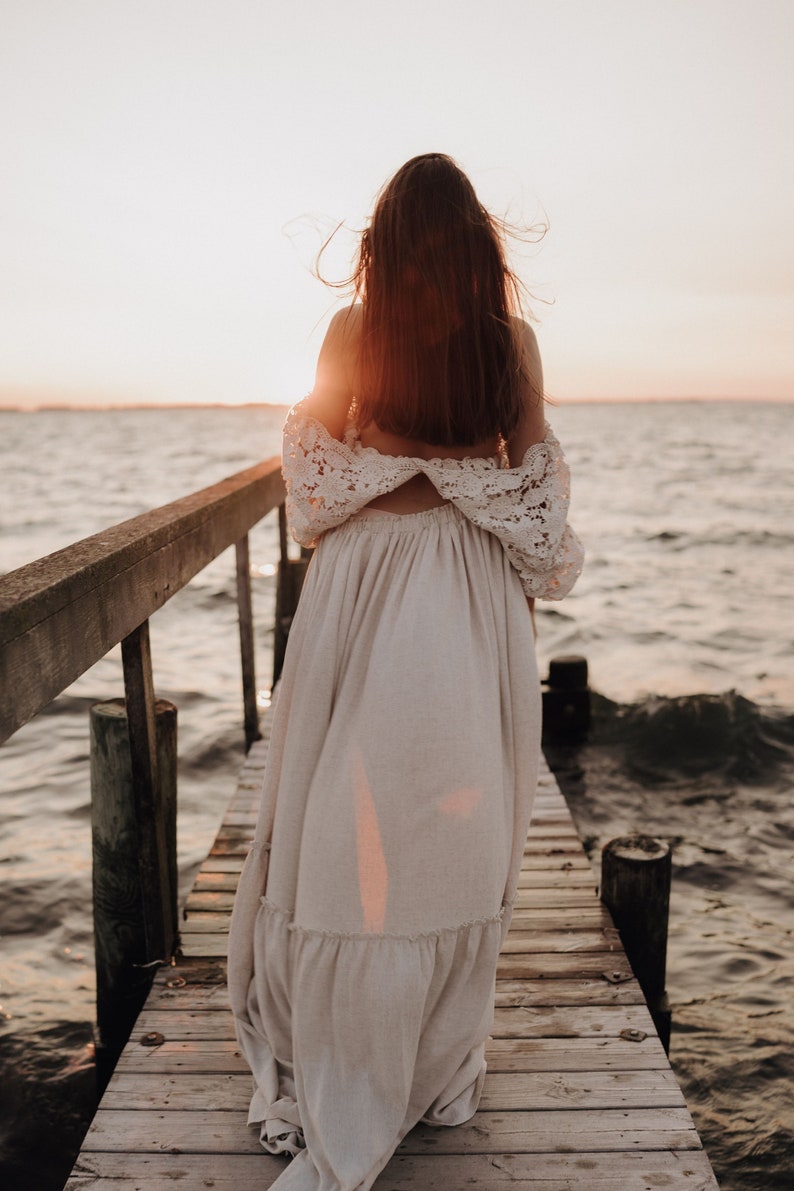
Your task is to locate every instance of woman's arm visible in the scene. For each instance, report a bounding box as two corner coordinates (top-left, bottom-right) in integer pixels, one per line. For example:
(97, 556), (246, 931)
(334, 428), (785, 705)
(509, 320), (545, 632)
(507, 319), (547, 468)
(301, 305), (361, 441)
(527, 596), (537, 639)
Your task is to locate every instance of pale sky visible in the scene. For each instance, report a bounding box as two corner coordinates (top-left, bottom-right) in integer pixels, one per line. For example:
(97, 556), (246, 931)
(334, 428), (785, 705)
(2, 0), (793, 407)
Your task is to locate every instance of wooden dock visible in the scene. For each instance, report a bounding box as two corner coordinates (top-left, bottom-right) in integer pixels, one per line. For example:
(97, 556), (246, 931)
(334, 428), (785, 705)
(66, 711), (719, 1189)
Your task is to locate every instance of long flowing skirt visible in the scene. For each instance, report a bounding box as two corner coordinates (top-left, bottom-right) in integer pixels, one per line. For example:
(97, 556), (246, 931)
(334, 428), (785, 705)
(228, 503), (541, 1190)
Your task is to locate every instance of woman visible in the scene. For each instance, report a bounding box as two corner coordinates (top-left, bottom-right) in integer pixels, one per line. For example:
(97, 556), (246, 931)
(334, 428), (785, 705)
(228, 153), (583, 1190)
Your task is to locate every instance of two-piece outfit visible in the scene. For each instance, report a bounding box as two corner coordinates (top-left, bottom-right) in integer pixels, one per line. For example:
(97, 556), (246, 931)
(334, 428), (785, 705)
(228, 401), (583, 1190)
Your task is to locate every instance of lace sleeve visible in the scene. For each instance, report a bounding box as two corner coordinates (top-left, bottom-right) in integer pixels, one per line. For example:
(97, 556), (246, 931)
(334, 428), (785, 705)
(424, 428), (584, 600)
(282, 402), (583, 599)
(281, 402), (416, 546)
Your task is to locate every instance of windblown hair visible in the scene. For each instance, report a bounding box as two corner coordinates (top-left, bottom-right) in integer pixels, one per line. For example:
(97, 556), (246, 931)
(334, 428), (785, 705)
(346, 154), (530, 446)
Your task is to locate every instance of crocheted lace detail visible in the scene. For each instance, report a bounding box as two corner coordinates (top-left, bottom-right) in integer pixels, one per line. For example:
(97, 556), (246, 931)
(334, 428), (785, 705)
(282, 401), (584, 599)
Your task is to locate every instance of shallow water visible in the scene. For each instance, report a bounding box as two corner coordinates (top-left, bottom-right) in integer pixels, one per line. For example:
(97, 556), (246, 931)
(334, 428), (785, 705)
(1, 401), (792, 1189)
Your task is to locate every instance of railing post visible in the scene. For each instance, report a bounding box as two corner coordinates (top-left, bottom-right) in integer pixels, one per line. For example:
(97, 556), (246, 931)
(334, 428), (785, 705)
(120, 620), (177, 960)
(236, 534), (261, 751)
(273, 504), (311, 684)
(90, 690), (177, 1084)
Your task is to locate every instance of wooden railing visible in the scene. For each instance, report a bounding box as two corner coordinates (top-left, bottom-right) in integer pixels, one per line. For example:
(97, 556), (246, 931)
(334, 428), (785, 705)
(0, 456), (286, 1070)
(0, 457), (284, 745)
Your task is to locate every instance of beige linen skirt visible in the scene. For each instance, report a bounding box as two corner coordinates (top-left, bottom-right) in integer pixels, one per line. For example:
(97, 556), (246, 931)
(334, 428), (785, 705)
(228, 502), (541, 1190)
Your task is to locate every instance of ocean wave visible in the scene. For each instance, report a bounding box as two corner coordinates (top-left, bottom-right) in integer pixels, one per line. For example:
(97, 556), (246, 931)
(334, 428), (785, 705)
(0, 1022), (96, 1191)
(647, 528), (794, 551)
(590, 690), (794, 783)
(0, 877), (90, 937)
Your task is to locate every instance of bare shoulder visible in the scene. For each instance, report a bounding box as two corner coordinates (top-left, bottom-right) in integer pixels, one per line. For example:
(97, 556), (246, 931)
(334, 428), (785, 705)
(509, 315), (542, 379)
(507, 316), (546, 466)
(326, 303), (363, 350)
(302, 304), (362, 439)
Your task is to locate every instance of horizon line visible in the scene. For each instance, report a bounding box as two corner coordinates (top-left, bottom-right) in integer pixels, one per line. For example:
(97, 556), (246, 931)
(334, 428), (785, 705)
(1, 394), (791, 413)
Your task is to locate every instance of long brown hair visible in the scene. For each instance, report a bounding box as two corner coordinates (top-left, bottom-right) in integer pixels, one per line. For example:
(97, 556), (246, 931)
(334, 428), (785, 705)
(347, 154), (529, 446)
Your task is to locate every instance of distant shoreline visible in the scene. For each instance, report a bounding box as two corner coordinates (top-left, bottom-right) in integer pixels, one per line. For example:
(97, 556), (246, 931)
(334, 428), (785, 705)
(0, 395), (790, 413)
(0, 401), (292, 413)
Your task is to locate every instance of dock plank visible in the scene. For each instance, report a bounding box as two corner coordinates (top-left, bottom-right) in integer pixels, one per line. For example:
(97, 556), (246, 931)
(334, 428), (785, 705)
(98, 1068), (687, 1112)
(66, 724), (719, 1189)
(67, 1150), (720, 1189)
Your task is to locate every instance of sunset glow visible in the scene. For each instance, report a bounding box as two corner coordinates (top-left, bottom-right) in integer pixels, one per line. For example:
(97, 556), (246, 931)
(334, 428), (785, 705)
(2, 1), (792, 408)
(353, 753), (388, 934)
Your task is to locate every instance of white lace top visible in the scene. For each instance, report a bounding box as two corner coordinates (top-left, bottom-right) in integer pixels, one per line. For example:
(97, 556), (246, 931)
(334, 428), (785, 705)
(282, 400), (584, 599)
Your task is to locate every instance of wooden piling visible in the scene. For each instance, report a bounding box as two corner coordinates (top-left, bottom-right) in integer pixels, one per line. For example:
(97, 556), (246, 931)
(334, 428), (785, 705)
(90, 697), (178, 1081)
(601, 834), (672, 1051)
(235, 534), (260, 751)
(120, 621), (176, 963)
(542, 654), (591, 743)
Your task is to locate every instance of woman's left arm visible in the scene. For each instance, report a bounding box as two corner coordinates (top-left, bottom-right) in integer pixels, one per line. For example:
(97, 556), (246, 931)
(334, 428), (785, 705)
(301, 305), (360, 440)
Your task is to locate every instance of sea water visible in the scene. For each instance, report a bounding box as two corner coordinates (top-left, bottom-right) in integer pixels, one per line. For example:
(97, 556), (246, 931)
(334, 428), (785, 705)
(0, 401), (792, 1189)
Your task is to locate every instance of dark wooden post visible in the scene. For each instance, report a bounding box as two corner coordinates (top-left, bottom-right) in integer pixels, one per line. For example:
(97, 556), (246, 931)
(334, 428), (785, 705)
(542, 654), (590, 743)
(90, 694), (177, 1083)
(121, 620), (176, 960)
(601, 835), (672, 1051)
(236, 534), (261, 751)
(273, 504), (311, 684)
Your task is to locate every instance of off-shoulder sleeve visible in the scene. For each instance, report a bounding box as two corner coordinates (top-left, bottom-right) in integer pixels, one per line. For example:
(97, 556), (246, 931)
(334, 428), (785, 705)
(424, 427), (584, 600)
(282, 402), (583, 599)
(281, 402), (417, 546)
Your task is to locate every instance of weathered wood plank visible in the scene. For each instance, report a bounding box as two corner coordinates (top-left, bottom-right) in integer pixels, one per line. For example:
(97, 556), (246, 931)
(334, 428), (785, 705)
(116, 1040), (248, 1074)
(116, 1035), (670, 1077)
(507, 907), (614, 928)
(515, 870), (598, 887)
(180, 919), (623, 956)
(152, 956), (227, 988)
(493, 980), (647, 1008)
(519, 855), (593, 871)
(522, 841), (587, 855)
(484, 1036), (669, 1072)
(190, 853), (595, 890)
(501, 928), (622, 952)
(175, 935), (641, 970)
(496, 952), (634, 979)
(99, 1069), (686, 1113)
(513, 889), (605, 908)
(131, 1009), (237, 1041)
(526, 825), (581, 836)
(491, 1004), (657, 1037)
(66, 1149), (720, 1190)
(178, 933), (229, 957)
(181, 912), (232, 931)
(217, 879), (666, 917)
(182, 884), (608, 914)
(197, 856), (246, 874)
(76, 1107), (702, 1155)
(143, 982), (233, 1009)
(130, 1002), (658, 1044)
(144, 974), (647, 1012)
(206, 839), (251, 857)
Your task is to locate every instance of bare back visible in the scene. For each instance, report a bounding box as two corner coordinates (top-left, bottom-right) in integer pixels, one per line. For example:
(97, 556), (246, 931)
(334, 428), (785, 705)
(302, 304), (546, 514)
